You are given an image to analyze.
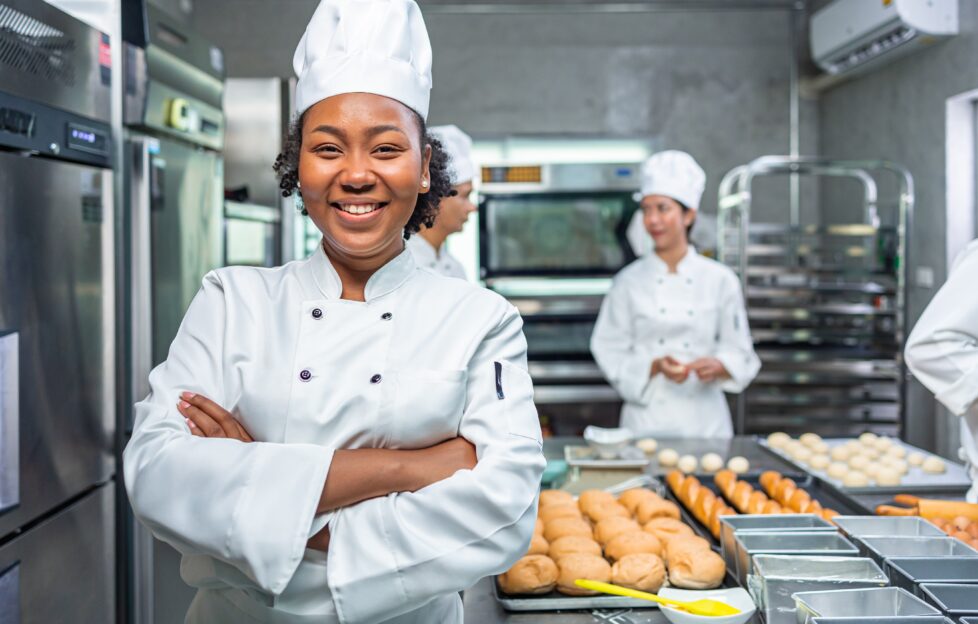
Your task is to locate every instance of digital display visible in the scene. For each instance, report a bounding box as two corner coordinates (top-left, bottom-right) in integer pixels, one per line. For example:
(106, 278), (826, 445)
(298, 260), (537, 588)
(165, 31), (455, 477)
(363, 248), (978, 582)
(66, 123), (108, 155)
(71, 128), (97, 144)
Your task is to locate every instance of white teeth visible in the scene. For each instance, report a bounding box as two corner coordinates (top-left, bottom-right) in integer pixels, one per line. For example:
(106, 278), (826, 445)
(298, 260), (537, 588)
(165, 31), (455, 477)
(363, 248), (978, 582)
(338, 203), (379, 215)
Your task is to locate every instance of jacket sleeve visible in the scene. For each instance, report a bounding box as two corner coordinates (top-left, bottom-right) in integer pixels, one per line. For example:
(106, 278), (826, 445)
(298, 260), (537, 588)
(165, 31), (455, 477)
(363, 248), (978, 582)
(905, 241), (978, 416)
(325, 307), (546, 624)
(590, 278), (655, 404)
(123, 271), (334, 595)
(714, 272), (761, 393)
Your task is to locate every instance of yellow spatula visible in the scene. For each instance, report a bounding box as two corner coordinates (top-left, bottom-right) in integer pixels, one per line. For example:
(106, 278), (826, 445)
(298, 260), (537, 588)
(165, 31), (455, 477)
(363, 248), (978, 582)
(574, 579), (741, 617)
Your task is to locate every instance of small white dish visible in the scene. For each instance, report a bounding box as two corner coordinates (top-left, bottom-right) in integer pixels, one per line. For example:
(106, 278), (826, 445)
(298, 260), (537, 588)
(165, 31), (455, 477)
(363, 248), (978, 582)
(583, 426), (634, 459)
(657, 587), (756, 624)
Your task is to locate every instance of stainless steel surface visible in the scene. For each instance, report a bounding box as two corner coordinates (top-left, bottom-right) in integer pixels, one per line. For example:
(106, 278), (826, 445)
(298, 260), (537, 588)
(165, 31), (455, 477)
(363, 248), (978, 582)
(480, 162), (640, 194)
(856, 537), (978, 567)
(563, 444), (652, 469)
(223, 78), (290, 208)
(0, 152), (114, 539)
(810, 618), (952, 624)
(885, 558), (978, 597)
(0, 0), (110, 122)
(720, 515), (835, 573)
(734, 531), (859, 585)
(0, 333), (18, 514)
(793, 587), (940, 623)
(916, 583), (978, 617)
(833, 516), (946, 540)
(746, 555), (888, 624)
(224, 202), (281, 267)
(0, 483), (115, 624)
(534, 385), (621, 404)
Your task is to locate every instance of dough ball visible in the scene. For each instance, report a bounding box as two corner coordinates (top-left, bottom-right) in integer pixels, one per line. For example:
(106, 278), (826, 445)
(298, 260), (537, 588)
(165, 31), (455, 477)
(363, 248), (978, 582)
(800, 433), (823, 448)
(548, 535), (602, 560)
(540, 504), (582, 524)
(908, 452), (926, 466)
(544, 517), (593, 542)
(860, 447), (881, 460)
(848, 454), (871, 471)
(876, 467), (901, 486)
(618, 488), (659, 514)
(809, 454), (831, 470)
(791, 446), (814, 463)
(858, 432), (878, 445)
(830, 445), (852, 462)
(726, 456), (750, 474)
(678, 455), (698, 474)
(886, 445), (907, 459)
(636, 499), (681, 524)
(636, 438), (658, 455)
(586, 503), (632, 523)
(658, 448), (680, 468)
(767, 432), (791, 449)
(612, 553), (666, 593)
(528, 534), (549, 556)
(499, 555), (559, 595)
(700, 453), (724, 473)
(827, 462), (849, 479)
(886, 458), (909, 475)
(578, 489), (616, 512)
(922, 456), (946, 474)
(593, 517), (641, 545)
(842, 471), (869, 487)
(668, 547), (726, 590)
(555, 554), (611, 596)
(810, 441), (830, 455)
(864, 463), (882, 479)
(873, 437), (893, 451)
(604, 531), (663, 561)
(539, 489), (576, 508)
(643, 517), (695, 544)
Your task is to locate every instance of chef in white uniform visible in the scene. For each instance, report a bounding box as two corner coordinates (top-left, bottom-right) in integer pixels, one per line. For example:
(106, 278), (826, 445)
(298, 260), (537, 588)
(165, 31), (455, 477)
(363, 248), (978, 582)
(123, 2), (545, 622)
(905, 238), (978, 503)
(406, 124), (476, 279)
(590, 150), (760, 438)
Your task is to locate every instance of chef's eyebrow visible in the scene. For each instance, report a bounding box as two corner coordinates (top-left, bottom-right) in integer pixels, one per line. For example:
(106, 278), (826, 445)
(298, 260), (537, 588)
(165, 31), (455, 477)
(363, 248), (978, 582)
(310, 124), (407, 140)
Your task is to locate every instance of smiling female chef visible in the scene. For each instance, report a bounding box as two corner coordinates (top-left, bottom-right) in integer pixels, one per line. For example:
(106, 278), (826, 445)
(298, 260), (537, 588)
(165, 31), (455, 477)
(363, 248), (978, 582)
(590, 150), (760, 438)
(122, 1), (545, 622)
(405, 124), (477, 279)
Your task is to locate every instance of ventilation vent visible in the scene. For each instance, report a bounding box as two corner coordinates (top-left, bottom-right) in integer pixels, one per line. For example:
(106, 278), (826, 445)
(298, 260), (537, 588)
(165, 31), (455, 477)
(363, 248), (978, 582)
(0, 4), (75, 86)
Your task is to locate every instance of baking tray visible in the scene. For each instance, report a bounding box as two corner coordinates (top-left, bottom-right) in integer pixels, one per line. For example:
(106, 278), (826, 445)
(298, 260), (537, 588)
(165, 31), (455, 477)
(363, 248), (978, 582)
(885, 557), (978, 597)
(810, 618), (952, 624)
(793, 587), (941, 623)
(917, 583), (978, 619)
(833, 516), (946, 541)
(719, 514), (836, 574)
(856, 536), (978, 567)
(563, 444), (652, 469)
(733, 531), (859, 586)
(759, 438), (973, 494)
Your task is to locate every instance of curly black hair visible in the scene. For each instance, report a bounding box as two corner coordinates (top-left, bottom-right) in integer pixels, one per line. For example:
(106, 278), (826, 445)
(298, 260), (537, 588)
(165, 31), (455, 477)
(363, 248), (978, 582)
(273, 110), (455, 239)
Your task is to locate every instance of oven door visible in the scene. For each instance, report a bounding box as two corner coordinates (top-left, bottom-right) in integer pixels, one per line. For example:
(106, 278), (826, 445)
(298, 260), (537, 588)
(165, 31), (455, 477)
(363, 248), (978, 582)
(224, 201), (282, 267)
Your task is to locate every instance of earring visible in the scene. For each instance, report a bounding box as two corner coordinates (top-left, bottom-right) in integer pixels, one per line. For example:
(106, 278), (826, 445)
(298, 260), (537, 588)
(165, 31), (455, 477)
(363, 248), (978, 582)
(421, 179), (429, 188)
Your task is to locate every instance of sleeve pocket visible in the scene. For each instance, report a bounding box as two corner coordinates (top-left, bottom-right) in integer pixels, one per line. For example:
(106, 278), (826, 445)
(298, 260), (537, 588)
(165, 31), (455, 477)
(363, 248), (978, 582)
(497, 361), (542, 444)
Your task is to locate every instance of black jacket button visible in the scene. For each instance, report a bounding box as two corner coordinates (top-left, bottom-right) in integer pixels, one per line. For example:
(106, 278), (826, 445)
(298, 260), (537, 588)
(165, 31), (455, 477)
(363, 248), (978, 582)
(312, 308), (323, 319)
(299, 369), (312, 381)
(381, 312), (393, 321)
(370, 374), (382, 384)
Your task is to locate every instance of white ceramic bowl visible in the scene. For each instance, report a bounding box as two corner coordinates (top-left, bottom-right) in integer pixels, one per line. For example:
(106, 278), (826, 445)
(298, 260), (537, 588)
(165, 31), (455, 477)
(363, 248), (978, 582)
(583, 426), (634, 459)
(657, 587), (756, 624)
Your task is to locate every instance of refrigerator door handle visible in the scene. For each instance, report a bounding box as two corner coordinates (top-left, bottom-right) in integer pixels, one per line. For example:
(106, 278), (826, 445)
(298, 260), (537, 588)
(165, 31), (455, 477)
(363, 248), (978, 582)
(0, 332), (19, 516)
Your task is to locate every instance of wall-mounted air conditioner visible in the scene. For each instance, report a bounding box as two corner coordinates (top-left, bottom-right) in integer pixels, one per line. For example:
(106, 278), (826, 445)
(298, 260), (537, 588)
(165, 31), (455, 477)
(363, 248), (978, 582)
(811, 0), (957, 77)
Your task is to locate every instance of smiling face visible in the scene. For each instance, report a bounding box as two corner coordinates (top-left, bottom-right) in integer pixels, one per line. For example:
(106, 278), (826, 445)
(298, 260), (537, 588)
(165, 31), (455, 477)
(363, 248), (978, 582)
(641, 194), (695, 253)
(298, 93), (431, 264)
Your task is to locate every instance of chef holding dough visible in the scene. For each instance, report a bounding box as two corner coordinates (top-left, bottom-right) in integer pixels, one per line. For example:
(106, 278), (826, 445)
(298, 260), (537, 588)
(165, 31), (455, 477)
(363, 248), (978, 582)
(123, 1), (545, 621)
(590, 151), (760, 438)
(905, 237), (978, 502)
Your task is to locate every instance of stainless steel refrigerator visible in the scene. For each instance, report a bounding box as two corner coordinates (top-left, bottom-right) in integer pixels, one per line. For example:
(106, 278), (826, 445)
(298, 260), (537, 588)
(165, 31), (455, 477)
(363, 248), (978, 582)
(0, 1), (116, 622)
(120, 4), (225, 623)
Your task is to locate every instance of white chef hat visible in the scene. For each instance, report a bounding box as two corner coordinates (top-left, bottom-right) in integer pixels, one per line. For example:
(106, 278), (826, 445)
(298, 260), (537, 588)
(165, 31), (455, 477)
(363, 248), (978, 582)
(429, 125), (475, 185)
(633, 150), (706, 210)
(293, 0), (433, 119)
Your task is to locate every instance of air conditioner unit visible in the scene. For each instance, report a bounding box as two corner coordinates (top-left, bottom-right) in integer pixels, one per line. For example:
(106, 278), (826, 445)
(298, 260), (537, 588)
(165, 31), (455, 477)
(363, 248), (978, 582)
(810, 0), (957, 77)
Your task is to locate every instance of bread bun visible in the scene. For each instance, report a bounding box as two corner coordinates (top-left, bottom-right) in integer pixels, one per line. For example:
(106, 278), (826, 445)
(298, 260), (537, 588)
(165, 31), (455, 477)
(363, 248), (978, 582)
(534, 519), (545, 537)
(555, 554), (611, 596)
(593, 517), (641, 545)
(663, 535), (711, 564)
(636, 499), (681, 524)
(548, 535), (602, 560)
(618, 488), (659, 514)
(544, 517), (593, 542)
(540, 504), (582, 524)
(528, 534), (549, 555)
(658, 448), (680, 468)
(604, 531), (663, 561)
(678, 454), (699, 474)
(727, 456), (750, 474)
(586, 502), (632, 523)
(767, 432), (791, 448)
(700, 453), (724, 473)
(539, 489), (575, 508)
(668, 547), (726, 589)
(499, 555), (559, 595)
(611, 553), (665, 593)
(578, 489), (616, 512)
(643, 517), (695, 543)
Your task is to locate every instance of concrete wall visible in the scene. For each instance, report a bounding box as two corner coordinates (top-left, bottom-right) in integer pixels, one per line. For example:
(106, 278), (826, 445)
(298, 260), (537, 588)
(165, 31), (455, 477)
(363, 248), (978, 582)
(816, 0), (978, 454)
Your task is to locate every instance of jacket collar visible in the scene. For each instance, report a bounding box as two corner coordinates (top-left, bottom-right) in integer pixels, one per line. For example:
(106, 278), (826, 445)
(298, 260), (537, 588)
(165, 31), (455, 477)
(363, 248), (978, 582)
(308, 239), (417, 301)
(647, 244), (698, 275)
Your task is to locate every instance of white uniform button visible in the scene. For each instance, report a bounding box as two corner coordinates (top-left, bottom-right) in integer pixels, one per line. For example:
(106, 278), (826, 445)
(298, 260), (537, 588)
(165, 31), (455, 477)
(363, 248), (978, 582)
(299, 369), (312, 381)
(370, 374), (382, 384)
(311, 308), (323, 319)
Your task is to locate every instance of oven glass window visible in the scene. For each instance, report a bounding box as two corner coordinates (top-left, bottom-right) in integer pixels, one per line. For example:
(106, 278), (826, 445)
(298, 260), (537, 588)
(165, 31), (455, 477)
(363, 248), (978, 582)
(225, 219), (278, 267)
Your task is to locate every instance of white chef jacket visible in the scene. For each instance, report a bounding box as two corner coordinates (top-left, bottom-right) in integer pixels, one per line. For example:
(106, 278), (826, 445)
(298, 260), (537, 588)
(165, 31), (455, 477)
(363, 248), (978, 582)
(123, 243), (545, 624)
(905, 239), (978, 503)
(405, 234), (467, 280)
(590, 246), (760, 438)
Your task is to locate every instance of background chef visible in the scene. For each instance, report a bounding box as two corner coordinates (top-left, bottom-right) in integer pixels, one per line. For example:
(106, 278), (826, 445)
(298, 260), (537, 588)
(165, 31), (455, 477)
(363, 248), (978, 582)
(590, 150), (760, 438)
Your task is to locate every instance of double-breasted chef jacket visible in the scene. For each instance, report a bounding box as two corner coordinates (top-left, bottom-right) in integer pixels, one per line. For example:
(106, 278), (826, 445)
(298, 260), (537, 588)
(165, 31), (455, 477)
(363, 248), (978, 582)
(590, 246), (761, 438)
(123, 243), (546, 623)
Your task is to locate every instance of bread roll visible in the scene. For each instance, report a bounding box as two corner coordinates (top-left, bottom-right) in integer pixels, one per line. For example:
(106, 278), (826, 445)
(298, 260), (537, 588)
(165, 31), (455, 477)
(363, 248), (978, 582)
(922, 456), (946, 474)
(586, 502), (632, 523)
(636, 438), (658, 455)
(498, 555), (559, 595)
(876, 467), (901, 486)
(528, 534), (549, 555)
(678, 454), (698, 474)
(858, 432), (878, 444)
(693, 488), (718, 524)
(663, 535), (711, 564)
(800, 432), (823, 448)
(534, 519), (545, 537)
(658, 448), (680, 467)
(604, 531), (663, 561)
(767, 432), (791, 449)
(908, 451), (926, 466)
(643, 517), (695, 543)
(555, 554), (611, 596)
(618, 488), (659, 514)
(678, 475), (701, 503)
(544, 517), (593, 542)
(827, 462), (849, 479)
(636, 499), (681, 523)
(539, 504), (582, 524)
(727, 456), (750, 474)
(700, 453), (724, 473)
(731, 481), (753, 511)
(843, 471), (869, 487)
(665, 469), (685, 494)
(848, 454), (870, 471)
(594, 517), (641, 545)
(548, 535), (602, 560)
(578, 489), (616, 512)
(668, 547), (726, 590)
(809, 454), (831, 470)
(830, 445), (852, 462)
(747, 491), (769, 515)
(886, 445), (907, 459)
(611, 553), (665, 593)
(714, 469), (737, 495)
(759, 470), (782, 493)
(539, 489), (575, 509)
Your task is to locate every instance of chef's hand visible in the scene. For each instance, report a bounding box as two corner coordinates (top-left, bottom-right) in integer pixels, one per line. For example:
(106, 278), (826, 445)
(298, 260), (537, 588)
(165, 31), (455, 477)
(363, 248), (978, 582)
(652, 356), (689, 383)
(177, 392), (254, 442)
(687, 357), (730, 382)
